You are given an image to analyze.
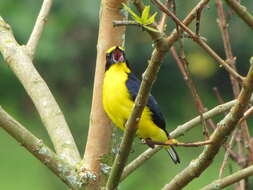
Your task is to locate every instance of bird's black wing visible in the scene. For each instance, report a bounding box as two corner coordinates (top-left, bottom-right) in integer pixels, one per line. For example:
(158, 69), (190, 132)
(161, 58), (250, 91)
(126, 72), (167, 134)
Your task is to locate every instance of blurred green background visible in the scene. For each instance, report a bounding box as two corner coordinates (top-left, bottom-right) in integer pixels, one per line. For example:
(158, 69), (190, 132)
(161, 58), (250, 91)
(0, 0), (253, 189)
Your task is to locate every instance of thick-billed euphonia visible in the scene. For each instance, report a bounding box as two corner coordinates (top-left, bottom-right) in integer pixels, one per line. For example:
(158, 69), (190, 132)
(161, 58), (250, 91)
(102, 46), (180, 164)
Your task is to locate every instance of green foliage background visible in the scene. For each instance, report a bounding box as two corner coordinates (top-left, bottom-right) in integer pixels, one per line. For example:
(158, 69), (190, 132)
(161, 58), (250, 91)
(0, 0), (253, 189)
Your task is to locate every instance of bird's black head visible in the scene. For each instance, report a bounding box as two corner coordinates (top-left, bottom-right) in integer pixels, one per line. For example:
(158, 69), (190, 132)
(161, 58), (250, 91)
(105, 46), (126, 70)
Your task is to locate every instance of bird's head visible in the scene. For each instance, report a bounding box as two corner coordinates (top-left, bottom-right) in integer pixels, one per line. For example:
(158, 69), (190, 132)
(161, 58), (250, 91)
(105, 46), (126, 70)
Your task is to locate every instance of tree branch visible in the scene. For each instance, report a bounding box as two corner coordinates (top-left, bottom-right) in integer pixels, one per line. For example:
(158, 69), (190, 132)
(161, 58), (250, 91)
(83, 0), (127, 189)
(0, 17), (80, 165)
(224, 0), (253, 30)
(152, 0), (244, 82)
(161, 60), (253, 190)
(26, 0), (53, 58)
(200, 165), (253, 190)
(0, 106), (82, 190)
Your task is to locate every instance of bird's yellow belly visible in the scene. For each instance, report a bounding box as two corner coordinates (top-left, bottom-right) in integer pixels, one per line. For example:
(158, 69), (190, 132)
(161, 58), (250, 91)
(103, 65), (168, 142)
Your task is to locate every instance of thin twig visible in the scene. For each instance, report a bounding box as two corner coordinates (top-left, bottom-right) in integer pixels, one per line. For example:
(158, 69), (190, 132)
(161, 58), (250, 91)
(215, 0), (240, 96)
(195, 7), (202, 36)
(157, 0), (172, 32)
(113, 20), (141, 27)
(224, 0), (253, 29)
(170, 47), (216, 137)
(219, 129), (237, 178)
(213, 87), (225, 105)
(166, 0), (210, 45)
(161, 59), (253, 190)
(0, 17), (81, 165)
(239, 106), (253, 123)
(26, 0), (52, 58)
(0, 106), (82, 190)
(152, 0), (244, 82)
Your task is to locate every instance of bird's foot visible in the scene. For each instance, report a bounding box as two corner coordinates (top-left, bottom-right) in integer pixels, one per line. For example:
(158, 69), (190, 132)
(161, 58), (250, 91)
(165, 138), (179, 146)
(142, 138), (155, 148)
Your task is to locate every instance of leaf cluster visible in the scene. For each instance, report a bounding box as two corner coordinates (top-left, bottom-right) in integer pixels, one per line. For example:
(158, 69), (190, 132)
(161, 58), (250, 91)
(122, 3), (159, 32)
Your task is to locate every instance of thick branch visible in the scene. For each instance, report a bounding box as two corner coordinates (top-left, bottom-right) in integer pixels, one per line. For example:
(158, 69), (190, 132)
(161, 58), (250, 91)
(161, 61), (253, 190)
(200, 165), (253, 190)
(83, 0), (127, 189)
(0, 17), (80, 165)
(27, 0), (52, 58)
(224, 0), (253, 30)
(0, 106), (82, 190)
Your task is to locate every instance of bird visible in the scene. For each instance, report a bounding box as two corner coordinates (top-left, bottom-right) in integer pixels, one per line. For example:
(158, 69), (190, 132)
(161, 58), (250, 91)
(102, 46), (180, 164)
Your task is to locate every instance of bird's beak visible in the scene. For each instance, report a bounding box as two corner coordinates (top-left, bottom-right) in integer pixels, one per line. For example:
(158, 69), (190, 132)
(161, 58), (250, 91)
(112, 47), (125, 63)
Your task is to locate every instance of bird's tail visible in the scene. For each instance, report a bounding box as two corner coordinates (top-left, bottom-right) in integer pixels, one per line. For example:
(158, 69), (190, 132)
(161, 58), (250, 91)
(166, 146), (180, 164)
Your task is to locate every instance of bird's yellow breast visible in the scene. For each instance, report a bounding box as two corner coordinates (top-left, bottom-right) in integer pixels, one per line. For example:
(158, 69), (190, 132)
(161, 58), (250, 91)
(102, 62), (168, 142)
(103, 63), (132, 130)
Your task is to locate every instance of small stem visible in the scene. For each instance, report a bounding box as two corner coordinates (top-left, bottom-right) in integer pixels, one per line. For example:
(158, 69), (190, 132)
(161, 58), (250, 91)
(113, 20), (141, 27)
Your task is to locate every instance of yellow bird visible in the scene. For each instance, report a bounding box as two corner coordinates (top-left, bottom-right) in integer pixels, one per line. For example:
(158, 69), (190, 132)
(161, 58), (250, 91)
(102, 46), (180, 164)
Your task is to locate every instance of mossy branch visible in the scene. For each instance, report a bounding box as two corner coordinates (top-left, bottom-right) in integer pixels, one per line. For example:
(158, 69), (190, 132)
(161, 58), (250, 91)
(0, 17), (80, 165)
(0, 106), (82, 190)
(224, 0), (253, 30)
(200, 165), (253, 190)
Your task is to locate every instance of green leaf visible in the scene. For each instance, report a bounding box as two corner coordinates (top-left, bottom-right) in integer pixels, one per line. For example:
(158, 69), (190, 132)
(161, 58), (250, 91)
(146, 12), (158, 25)
(122, 3), (142, 23)
(122, 3), (158, 30)
(141, 5), (150, 23)
(143, 25), (160, 33)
